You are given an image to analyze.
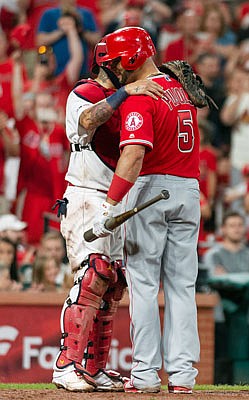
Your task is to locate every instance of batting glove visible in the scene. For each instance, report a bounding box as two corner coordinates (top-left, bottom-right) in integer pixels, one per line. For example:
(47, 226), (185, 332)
(92, 201), (116, 238)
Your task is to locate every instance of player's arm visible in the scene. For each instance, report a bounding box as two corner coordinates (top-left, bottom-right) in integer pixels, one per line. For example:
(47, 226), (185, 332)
(106, 144), (145, 205)
(92, 144), (145, 237)
(79, 80), (164, 131)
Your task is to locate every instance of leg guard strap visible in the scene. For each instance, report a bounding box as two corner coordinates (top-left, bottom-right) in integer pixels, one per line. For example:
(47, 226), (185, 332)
(85, 289), (120, 374)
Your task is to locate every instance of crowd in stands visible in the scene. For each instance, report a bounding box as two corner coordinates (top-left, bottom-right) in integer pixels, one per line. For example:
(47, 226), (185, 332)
(1, 0), (249, 291)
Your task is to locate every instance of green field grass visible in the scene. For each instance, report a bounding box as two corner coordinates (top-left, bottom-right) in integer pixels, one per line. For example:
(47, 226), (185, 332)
(1, 384), (249, 390)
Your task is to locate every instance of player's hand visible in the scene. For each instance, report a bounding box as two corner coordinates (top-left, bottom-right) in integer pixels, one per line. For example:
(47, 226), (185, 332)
(125, 79), (164, 100)
(92, 201), (116, 238)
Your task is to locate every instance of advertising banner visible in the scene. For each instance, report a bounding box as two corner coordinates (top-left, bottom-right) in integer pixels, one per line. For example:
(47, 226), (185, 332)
(0, 304), (132, 383)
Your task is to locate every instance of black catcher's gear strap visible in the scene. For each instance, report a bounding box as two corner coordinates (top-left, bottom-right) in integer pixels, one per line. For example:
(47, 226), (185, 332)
(52, 198), (69, 217)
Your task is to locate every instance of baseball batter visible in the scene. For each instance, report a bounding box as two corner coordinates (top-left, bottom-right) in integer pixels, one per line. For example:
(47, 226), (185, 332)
(92, 27), (201, 394)
(52, 39), (164, 392)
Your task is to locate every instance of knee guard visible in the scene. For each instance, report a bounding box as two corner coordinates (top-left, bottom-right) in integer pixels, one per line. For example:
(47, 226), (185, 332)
(87, 253), (118, 284)
(84, 260), (127, 374)
(56, 254), (116, 367)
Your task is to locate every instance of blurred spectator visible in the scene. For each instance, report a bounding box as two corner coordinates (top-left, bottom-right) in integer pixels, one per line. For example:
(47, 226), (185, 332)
(76, 0), (99, 22)
(20, 24), (83, 124)
(198, 190), (213, 261)
(235, 1), (249, 44)
(5, 1), (59, 49)
(162, 7), (206, 68)
(202, 209), (249, 370)
(0, 213), (27, 243)
(199, 6), (236, 62)
(184, 0), (233, 27)
(222, 163), (249, 217)
(30, 254), (61, 291)
(220, 66), (249, 187)
(0, 236), (22, 290)
(0, 1), (59, 78)
(9, 23), (32, 52)
(39, 231), (70, 287)
(97, 0), (126, 34)
(203, 211), (249, 276)
(104, 0), (172, 51)
(214, 150), (231, 227)
(36, 0), (100, 77)
(195, 52), (230, 149)
(0, 31), (27, 119)
(225, 38), (249, 78)
(14, 92), (69, 245)
(199, 119), (217, 230)
(0, 112), (20, 213)
(0, 1), (24, 39)
(0, 213), (37, 284)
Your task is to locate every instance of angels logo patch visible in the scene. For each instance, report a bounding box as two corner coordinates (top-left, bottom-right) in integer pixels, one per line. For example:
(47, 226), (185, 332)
(125, 112), (143, 131)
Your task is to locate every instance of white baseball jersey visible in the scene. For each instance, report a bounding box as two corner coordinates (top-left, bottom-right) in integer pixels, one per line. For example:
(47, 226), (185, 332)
(65, 80), (120, 191)
(61, 79), (123, 271)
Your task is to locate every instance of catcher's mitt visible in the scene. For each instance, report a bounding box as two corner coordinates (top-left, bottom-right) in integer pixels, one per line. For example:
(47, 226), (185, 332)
(159, 60), (218, 109)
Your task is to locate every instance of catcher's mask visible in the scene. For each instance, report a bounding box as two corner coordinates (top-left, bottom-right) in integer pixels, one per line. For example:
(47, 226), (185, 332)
(91, 39), (108, 75)
(91, 38), (122, 88)
(97, 27), (156, 71)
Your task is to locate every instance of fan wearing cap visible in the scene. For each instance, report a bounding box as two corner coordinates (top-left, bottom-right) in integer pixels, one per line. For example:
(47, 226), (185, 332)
(51, 33), (164, 393)
(0, 213), (33, 274)
(0, 213), (27, 243)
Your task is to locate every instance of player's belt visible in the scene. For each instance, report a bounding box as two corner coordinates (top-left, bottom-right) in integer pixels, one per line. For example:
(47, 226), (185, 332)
(67, 182), (108, 194)
(70, 143), (92, 152)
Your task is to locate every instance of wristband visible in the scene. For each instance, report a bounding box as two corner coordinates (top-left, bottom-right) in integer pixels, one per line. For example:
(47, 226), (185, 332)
(107, 174), (134, 203)
(106, 87), (129, 110)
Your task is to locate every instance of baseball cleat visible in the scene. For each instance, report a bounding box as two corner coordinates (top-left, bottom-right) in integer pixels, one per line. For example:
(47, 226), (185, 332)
(124, 379), (160, 393)
(91, 369), (125, 391)
(52, 363), (96, 392)
(168, 384), (193, 394)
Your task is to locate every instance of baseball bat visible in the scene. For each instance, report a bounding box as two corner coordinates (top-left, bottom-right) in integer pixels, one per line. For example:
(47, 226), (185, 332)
(84, 189), (170, 242)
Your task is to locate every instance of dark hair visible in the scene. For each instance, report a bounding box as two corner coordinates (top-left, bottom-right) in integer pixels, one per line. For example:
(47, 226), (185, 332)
(196, 52), (221, 65)
(200, 6), (226, 38)
(0, 237), (18, 281)
(32, 254), (58, 288)
(222, 211), (245, 226)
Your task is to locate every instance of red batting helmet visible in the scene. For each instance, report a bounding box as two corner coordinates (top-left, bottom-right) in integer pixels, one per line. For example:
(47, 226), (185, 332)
(97, 27), (156, 70)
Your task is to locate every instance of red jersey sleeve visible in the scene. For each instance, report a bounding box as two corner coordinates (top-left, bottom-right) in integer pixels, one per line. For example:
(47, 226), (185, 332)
(120, 96), (154, 150)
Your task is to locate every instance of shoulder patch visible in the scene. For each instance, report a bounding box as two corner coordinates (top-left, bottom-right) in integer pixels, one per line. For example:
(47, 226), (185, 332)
(125, 112), (143, 131)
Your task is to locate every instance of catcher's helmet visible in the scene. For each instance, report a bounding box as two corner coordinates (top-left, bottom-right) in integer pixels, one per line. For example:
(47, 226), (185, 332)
(91, 39), (108, 74)
(97, 27), (156, 70)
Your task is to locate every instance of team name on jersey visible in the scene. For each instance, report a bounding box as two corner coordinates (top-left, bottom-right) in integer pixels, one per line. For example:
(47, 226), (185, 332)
(162, 87), (191, 110)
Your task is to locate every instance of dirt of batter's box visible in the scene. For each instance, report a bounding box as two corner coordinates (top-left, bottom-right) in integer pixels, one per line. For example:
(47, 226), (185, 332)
(2, 389), (249, 400)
